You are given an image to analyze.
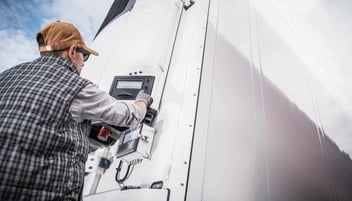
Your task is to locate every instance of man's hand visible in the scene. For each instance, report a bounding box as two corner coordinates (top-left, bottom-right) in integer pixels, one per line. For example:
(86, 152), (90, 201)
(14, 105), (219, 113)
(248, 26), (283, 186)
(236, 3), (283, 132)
(136, 90), (153, 108)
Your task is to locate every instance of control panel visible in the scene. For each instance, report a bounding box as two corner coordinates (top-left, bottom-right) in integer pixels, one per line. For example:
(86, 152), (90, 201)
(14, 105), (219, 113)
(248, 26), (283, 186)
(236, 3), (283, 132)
(88, 75), (157, 163)
(109, 76), (155, 100)
(115, 124), (155, 162)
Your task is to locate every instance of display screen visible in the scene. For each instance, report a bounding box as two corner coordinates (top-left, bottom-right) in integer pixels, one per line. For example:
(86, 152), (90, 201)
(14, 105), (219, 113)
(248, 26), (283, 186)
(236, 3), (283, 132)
(123, 129), (139, 143)
(116, 80), (143, 89)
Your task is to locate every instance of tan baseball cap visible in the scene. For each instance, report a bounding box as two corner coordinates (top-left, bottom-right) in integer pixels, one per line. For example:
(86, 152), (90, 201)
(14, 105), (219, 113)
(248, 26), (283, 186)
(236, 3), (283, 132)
(36, 21), (99, 56)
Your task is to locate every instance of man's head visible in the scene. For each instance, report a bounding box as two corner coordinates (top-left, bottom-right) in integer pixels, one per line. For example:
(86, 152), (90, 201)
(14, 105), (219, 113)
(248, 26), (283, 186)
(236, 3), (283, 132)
(36, 21), (99, 74)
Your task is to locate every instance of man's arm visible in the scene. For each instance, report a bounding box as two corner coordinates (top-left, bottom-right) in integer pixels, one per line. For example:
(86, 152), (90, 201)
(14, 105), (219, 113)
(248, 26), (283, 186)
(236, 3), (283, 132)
(69, 84), (147, 126)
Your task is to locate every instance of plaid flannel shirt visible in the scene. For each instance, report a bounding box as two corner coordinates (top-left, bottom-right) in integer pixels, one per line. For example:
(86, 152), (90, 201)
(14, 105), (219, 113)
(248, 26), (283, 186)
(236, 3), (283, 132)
(0, 55), (91, 200)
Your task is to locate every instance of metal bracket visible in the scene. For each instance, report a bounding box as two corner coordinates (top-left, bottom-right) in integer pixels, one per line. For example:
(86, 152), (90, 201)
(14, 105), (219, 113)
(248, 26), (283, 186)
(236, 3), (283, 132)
(183, 0), (195, 11)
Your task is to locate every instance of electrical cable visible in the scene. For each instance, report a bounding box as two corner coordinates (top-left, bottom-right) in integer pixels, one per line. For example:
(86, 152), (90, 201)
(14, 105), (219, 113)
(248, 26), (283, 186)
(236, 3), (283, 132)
(115, 160), (132, 184)
(125, 163), (136, 180)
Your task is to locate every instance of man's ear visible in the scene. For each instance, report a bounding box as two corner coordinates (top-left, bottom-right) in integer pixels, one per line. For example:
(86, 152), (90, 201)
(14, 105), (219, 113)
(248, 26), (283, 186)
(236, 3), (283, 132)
(67, 45), (77, 60)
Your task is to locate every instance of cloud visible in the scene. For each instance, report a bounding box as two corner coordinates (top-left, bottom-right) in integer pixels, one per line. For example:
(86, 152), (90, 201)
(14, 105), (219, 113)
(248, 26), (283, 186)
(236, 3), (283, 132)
(0, 29), (39, 70)
(0, 0), (114, 72)
(40, 0), (114, 43)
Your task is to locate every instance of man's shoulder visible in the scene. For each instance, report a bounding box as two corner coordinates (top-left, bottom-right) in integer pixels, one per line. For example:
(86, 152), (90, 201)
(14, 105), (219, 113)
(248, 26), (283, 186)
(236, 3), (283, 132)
(0, 60), (34, 75)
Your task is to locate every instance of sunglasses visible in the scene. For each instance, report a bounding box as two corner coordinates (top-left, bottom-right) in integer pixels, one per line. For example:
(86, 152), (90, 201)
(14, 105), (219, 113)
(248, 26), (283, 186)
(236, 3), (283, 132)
(76, 47), (90, 62)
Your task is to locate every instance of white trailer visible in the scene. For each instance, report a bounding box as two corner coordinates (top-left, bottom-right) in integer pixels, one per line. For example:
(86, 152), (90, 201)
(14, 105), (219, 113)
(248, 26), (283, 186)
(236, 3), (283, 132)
(82, 0), (352, 200)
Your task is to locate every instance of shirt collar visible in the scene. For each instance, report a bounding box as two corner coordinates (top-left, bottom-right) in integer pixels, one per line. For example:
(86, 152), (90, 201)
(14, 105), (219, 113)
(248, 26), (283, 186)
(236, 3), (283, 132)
(36, 55), (79, 75)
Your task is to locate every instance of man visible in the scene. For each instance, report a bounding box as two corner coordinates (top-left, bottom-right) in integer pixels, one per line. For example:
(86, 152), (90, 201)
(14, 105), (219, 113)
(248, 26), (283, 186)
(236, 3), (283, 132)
(0, 21), (152, 200)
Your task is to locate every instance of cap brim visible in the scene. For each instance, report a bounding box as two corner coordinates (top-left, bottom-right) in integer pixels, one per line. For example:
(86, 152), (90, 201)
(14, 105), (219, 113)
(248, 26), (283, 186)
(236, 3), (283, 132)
(84, 46), (99, 56)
